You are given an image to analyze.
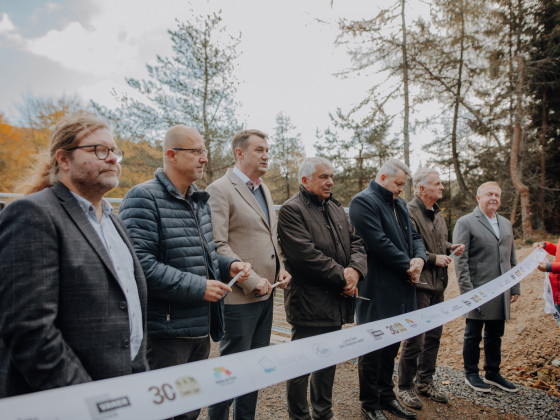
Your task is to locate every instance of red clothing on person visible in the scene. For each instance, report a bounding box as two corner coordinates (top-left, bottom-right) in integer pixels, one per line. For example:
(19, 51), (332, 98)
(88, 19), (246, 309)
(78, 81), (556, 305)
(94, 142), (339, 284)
(543, 239), (560, 305)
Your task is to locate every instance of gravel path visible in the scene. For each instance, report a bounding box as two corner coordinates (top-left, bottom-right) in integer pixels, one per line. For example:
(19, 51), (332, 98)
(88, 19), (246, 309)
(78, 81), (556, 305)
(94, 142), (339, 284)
(201, 348), (560, 420)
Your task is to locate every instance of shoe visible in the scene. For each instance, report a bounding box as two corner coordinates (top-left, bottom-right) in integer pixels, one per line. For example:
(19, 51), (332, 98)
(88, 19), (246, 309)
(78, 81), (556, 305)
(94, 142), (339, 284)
(416, 382), (449, 403)
(361, 407), (388, 420)
(380, 399), (418, 419)
(396, 387), (423, 409)
(483, 373), (519, 393)
(465, 374), (491, 392)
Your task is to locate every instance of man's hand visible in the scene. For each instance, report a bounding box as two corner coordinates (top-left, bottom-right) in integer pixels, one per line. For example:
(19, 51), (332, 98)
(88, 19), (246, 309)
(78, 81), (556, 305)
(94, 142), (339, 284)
(435, 255), (452, 267)
(229, 261), (251, 282)
(407, 258), (424, 276)
(276, 269), (292, 290)
(204, 280), (232, 302)
(534, 242), (546, 249)
(343, 267), (360, 296)
(511, 294), (520, 303)
(254, 278), (272, 297)
(406, 258), (424, 284)
(450, 243), (465, 257)
(538, 261), (548, 272)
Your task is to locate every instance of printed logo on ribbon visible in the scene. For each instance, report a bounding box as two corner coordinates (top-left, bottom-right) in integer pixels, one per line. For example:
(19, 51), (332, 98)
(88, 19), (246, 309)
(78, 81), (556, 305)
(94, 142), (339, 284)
(367, 328), (385, 340)
(404, 319), (417, 328)
(85, 394), (131, 419)
(259, 356), (276, 373)
(339, 336), (364, 349)
(175, 376), (201, 397)
(312, 343), (331, 357)
(213, 366), (236, 386)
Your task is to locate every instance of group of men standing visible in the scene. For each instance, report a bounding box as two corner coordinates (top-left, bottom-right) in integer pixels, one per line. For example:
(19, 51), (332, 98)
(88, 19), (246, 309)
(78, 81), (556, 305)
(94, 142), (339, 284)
(0, 115), (521, 420)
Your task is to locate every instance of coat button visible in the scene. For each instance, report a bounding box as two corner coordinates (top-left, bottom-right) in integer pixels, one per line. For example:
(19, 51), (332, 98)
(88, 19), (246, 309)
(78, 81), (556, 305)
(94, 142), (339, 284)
(271, 254), (275, 259)
(120, 301), (127, 310)
(122, 339), (130, 349)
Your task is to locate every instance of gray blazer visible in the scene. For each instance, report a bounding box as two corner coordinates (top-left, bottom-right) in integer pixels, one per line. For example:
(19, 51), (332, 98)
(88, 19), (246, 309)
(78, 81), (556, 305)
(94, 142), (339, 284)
(452, 207), (520, 320)
(0, 182), (149, 397)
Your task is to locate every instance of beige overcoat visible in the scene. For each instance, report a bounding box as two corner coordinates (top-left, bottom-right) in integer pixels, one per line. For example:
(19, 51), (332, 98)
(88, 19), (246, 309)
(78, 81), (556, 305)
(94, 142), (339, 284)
(206, 169), (283, 304)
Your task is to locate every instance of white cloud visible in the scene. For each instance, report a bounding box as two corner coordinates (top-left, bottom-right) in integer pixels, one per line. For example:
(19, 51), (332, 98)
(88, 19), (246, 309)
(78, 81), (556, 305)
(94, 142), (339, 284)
(0, 12), (22, 43)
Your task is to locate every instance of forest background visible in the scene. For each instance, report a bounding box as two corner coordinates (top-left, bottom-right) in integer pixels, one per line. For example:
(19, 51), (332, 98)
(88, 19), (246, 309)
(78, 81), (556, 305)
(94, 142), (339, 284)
(1, 0), (559, 239)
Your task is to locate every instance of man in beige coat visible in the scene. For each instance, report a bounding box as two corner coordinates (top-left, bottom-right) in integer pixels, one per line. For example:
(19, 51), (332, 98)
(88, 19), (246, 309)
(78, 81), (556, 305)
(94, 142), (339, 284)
(207, 129), (291, 420)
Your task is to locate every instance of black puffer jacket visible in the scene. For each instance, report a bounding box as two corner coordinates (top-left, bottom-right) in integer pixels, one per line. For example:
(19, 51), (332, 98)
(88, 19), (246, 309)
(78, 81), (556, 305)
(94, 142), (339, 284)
(119, 169), (235, 338)
(278, 186), (367, 327)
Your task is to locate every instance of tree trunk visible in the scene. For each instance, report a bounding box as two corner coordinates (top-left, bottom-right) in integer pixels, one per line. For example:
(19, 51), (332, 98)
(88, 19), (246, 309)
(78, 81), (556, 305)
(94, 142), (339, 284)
(510, 191), (519, 225)
(400, 0), (412, 200)
(510, 55), (533, 240)
(538, 89), (547, 229)
(451, 1), (473, 205)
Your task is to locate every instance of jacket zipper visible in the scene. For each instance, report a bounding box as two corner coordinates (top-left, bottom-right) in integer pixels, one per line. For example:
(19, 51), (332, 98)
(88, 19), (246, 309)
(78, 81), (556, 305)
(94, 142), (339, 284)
(186, 199), (214, 333)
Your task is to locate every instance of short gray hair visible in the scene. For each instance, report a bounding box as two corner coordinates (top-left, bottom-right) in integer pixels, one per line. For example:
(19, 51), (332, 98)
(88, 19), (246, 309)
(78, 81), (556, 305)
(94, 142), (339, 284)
(376, 158), (411, 181)
(298, 157), (332, 184)
(413, 167), (440, 196)
(477, 181), (501, 196)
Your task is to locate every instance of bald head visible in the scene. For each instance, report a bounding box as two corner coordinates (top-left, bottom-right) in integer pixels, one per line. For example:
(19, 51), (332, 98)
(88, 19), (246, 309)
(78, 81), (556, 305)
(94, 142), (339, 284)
(164, 125), (202, 151)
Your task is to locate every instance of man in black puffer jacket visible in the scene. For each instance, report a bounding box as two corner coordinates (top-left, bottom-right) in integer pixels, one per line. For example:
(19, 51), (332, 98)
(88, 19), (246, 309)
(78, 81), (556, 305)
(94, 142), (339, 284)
(278, 157), (367, 420)
(120, 125), (250, 420)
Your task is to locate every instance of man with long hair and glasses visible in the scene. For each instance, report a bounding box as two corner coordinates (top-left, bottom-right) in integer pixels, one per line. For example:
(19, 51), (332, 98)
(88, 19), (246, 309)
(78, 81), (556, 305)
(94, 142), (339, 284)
(0, 114), (149, 397)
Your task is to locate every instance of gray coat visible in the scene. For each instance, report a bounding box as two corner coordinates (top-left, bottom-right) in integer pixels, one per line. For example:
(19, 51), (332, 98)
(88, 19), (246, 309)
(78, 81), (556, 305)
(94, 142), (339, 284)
(452, 207), (520, 320)
(0, 183), (149, 397)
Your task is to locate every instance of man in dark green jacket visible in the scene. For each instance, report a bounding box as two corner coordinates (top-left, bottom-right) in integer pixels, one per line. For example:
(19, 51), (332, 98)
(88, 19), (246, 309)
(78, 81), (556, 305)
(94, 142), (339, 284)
(396, 168), (464, 410)
(278, 157), (367, 420)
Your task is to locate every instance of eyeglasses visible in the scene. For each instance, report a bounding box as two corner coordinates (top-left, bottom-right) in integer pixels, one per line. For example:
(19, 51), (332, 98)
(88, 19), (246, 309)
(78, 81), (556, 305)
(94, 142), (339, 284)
(172, 148), (208, 157)
(65, 144), (124, 163)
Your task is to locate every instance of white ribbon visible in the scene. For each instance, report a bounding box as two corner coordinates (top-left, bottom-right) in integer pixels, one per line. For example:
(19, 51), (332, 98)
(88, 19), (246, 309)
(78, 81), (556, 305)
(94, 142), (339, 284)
(0, 248), (547, 420)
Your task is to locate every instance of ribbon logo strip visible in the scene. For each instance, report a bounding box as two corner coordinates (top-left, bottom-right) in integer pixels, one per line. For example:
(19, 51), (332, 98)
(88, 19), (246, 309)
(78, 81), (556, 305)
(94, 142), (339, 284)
(0, 249), (546, 420)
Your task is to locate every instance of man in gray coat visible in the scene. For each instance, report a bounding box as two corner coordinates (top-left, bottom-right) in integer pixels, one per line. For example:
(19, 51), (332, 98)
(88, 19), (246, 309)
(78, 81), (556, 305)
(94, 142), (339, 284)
(453, 181), (520, 393)
(0, 115), (149, 398)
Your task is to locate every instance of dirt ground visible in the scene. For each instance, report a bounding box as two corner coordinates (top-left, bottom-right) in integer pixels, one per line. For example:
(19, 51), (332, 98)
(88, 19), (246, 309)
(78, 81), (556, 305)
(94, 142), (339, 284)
(205, 243), (560, 419)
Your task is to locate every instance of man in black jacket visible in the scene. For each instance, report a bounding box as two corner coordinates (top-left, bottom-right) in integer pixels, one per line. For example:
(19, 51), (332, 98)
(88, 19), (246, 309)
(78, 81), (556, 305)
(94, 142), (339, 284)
(120, 125), (250, 420)
(278, 157), (367, 420)
(349, 158), (426, 420)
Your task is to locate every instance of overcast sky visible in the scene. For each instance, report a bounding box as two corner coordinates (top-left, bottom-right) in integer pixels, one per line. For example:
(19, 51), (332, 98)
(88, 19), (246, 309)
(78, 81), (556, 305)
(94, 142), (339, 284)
(0, 0), (433, 169)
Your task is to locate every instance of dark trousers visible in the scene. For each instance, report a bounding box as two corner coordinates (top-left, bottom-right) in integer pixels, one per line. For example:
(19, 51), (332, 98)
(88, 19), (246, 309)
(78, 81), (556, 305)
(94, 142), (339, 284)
(148, 336), (211, 420)
(208, 297), (273, 420)
(398, 290), (444, 389)
(286, 325), (341, 420)
(463, 318), (505, 376)
(359, 341), (401, 411)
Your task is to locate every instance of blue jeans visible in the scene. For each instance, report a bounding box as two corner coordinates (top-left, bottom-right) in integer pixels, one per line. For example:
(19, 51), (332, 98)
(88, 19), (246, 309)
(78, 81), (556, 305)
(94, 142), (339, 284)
(208, 297), (273, 420)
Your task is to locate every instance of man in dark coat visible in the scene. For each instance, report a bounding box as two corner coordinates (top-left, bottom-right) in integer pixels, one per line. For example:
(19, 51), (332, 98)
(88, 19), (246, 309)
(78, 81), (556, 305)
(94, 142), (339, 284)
(0, 115), (149, 398)
(349, 158), (426, 420)
(119, 125), (250, 420)
(453, 181), (520, 393)
(396, 168), (464, 410)
(278, 157), (367, 420)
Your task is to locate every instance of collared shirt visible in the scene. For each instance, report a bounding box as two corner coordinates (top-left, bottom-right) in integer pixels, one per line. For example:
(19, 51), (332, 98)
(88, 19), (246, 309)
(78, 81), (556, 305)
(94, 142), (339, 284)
(70, 192), (143, 359)
(482, 211), (500, 238)
(233, 166), (261, 191)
